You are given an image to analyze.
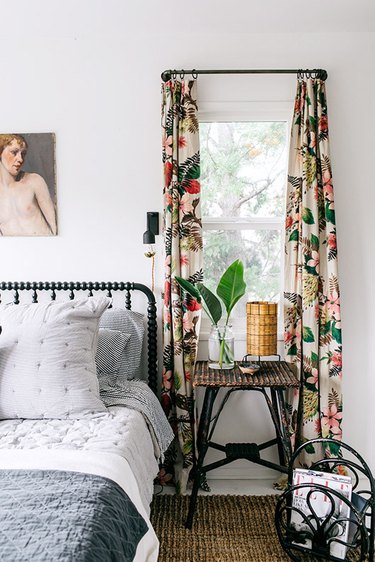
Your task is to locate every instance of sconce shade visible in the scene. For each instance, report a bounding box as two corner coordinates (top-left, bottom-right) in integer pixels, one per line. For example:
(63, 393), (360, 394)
(143, 229), (155, 244)
(143, 211), (159, 245)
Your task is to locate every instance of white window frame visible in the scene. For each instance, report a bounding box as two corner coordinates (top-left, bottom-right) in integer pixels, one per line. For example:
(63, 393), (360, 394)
(199, 101), (292, 341)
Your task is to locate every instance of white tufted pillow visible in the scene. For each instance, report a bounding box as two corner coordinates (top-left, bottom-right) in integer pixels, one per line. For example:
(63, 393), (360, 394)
(0, 296), (111, 420)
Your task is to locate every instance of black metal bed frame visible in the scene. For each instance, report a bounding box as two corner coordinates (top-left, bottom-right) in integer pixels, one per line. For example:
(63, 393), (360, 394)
(0, 281), (158, 395)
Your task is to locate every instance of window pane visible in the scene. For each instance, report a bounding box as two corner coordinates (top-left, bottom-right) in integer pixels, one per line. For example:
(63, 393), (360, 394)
(200, 121), (287, 219)
(203, 229), (282, 319)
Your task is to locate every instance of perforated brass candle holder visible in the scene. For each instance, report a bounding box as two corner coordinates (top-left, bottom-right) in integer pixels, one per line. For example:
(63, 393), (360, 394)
(246, 301), (278, 356)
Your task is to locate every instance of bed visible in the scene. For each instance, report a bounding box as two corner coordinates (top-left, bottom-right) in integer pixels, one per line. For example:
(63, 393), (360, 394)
(0, 281), (173, 562)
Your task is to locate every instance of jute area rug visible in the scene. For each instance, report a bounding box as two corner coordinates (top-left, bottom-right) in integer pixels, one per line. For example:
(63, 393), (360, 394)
(150, 494), (290, 562)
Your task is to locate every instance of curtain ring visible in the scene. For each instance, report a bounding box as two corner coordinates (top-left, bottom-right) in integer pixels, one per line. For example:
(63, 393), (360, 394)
(192, 69), (198, 79)
(172, 70), (177, 80)
(179, 70), (185, 80)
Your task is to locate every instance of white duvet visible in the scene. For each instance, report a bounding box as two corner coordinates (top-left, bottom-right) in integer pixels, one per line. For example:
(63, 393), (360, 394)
(0, 406), (160, 561)
(0, 405), (158, 508)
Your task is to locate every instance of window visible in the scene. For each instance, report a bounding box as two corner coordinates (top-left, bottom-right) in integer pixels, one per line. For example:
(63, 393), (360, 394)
(200, 103), (290, 335)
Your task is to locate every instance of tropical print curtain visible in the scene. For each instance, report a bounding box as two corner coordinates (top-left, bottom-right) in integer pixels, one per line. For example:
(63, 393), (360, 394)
(161, 78), (202, 493)
(284, 77), (342, 461)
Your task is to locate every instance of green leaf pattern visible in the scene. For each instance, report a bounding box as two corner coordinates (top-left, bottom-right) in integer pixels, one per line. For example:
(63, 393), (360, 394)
(284, 78), (342, 464)
(161, 79), (202, 492)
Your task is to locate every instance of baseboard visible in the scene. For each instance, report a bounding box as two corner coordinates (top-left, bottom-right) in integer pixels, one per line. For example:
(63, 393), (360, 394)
(206, 465), (281, 480)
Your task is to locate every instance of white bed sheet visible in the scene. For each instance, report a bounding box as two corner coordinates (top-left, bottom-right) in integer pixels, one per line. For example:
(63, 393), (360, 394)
(0, 449), (159, 562)
(0, 405), (159, 510)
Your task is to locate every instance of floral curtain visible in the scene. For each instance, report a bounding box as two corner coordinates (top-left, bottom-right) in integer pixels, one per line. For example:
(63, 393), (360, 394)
(284, 77), (342, 460)
(161, 78), (202, 493)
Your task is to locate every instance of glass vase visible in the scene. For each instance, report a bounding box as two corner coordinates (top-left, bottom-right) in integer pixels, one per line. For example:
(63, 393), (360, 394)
(208, 323), (234, 370)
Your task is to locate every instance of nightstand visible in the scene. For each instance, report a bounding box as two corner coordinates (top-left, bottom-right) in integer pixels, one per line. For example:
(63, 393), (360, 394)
(186, 360), (299, 529)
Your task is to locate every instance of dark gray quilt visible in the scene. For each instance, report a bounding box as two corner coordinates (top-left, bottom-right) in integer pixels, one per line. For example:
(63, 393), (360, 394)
(0, 469), (148, 561)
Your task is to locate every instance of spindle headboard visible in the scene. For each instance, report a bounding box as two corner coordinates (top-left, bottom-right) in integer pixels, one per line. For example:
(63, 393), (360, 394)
(0, 281), (158, 394)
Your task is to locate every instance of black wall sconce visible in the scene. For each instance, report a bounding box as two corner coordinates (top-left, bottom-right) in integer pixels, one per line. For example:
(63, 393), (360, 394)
(143, 212), (159, 245)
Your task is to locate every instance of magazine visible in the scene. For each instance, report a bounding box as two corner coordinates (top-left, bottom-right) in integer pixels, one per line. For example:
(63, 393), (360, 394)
(290, 468), (353, 560)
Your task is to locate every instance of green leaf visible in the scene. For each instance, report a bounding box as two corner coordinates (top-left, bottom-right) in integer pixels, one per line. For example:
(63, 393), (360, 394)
(174, 276), (201, 302)
(302, 207), (315, 224)
(178, 153), (200, 182)
(327, 441), (341, 457)
(325, 202), (336, 225)
(189, 165), (200, 179)
(287, 343), (298, 356)
(311, 233), (319, 251)
(311, 352), (319, 367)
(304, 442), (315, 454)
(320, 320), (331, 336)
(332, 321), (342, 344)
(303, 326), (315, 343)
(197, 283), (222, 324)
(309, 116), (316, 128)
(289, 229), (299, 242)
(182, 438), (193, 455)
(216, 259), (247, 319)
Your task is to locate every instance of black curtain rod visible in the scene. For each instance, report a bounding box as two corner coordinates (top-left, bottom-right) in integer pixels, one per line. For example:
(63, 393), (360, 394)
(161, 68), (328, 82)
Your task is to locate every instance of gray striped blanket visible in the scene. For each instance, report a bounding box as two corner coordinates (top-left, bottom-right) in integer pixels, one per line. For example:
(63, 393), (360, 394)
(99, 377), (173, 459)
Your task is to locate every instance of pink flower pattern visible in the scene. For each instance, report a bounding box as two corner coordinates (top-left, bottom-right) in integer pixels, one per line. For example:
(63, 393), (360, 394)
(306, 368), (319, 388)
(307, 250), (320, 272)
(284, 77), (342, 463)
(327, 291), (340, 320)
(321, 404), (343, 438)
(161, 78), (202, 492)
(163, 135), (173, 156)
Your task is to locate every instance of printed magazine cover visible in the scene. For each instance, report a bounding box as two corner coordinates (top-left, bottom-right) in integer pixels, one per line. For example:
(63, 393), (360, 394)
(290, 468), (353, 560)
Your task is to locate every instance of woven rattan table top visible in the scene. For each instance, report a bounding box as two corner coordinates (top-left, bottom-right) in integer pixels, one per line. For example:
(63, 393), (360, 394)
(193, 360), (299, 388)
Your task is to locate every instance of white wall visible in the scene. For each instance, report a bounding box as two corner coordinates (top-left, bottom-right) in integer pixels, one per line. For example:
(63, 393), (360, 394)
(1, 1), (374, 477)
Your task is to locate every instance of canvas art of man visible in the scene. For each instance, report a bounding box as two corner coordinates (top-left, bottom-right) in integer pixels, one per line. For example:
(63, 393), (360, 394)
(0, 133), (57, 236)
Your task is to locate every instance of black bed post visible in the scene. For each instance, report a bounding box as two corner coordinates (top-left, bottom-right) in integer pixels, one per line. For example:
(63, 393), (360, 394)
(125, 283), (158, 395)
(146, 300), (158, 395)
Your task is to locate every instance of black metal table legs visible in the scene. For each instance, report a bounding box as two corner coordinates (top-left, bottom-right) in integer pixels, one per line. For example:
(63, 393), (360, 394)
(270, 388), (293, 467)
(186, 385), (294, 529)
(185, 387), (219, 529)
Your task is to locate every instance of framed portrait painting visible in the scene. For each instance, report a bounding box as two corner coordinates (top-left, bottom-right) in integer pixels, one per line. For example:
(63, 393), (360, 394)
(0, 132), (57, 236)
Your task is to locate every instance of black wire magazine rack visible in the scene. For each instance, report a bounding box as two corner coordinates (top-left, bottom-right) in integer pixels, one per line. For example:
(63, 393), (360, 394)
(275, 438), (375, 561)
